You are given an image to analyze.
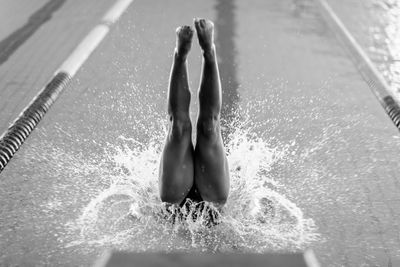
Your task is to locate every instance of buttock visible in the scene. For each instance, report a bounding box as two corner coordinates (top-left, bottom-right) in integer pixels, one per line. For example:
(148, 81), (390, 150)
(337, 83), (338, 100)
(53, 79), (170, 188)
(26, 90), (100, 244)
(180, 184), (203, 205)
(161, 186), (221, 227)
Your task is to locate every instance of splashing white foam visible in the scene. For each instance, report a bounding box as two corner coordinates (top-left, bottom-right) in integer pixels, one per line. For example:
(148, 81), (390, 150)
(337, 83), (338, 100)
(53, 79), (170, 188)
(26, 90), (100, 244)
(66, 119), (320, 252)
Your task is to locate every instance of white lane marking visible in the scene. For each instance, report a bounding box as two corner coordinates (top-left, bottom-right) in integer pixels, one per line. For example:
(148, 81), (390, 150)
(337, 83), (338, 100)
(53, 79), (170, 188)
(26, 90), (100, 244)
(102, 0), (134, 24)
(1, 0), (134, 140)
(317, 0), (392, 101)
(57, 25), (109, 76)
(303, 249), (321, 267)
(57, 0), (134, 75)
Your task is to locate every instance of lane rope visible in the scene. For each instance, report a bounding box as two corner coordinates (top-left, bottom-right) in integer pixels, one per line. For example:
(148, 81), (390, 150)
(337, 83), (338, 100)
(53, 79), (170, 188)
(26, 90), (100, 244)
(316, 0), (400, 131)
(0, 0), (134, 173)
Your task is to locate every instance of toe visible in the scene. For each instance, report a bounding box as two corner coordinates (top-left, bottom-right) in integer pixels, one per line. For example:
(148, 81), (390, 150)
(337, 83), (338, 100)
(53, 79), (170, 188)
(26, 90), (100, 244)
(199, 19), (206, 28)
(176, 25), (193, 38)
(187, 27), (194, 38)
(194, 18), (200, 30)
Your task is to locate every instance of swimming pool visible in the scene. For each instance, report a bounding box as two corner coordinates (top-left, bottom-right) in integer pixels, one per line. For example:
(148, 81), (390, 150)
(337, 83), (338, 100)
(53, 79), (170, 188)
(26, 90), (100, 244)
(0, 0), (400, 266)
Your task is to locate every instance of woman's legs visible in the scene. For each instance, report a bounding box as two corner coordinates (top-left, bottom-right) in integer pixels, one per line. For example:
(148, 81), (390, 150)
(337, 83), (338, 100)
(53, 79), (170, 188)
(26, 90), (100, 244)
(159, 20), (230, 205)
(159, 26), (194, 204)
(193, 19), (230, 204)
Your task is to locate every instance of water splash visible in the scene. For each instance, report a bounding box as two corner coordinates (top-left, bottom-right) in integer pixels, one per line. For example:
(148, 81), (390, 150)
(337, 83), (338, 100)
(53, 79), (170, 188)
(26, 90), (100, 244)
(65, 116), (320, 252)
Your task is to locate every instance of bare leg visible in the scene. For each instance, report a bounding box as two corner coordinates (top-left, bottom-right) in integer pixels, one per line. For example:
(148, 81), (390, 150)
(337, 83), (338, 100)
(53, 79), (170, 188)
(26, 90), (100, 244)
(194, 19), (230, 204)
(159, 26), (194, 204)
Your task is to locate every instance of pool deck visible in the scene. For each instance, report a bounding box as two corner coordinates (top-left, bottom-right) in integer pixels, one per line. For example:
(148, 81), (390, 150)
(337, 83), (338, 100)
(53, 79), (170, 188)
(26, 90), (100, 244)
(0, 0), (400, 266)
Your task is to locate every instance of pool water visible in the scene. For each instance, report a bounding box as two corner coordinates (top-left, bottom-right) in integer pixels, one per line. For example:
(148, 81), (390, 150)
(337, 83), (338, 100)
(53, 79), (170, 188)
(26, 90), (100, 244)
(65, 113), (319, 252)
(327, 0), (400, 102)
(1, 0), (400, 266)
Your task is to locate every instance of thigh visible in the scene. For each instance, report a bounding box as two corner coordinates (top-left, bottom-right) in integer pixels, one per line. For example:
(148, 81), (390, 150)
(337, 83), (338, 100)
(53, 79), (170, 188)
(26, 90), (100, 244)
(194, 133), (230, 204)
(159, 129), (194, 204)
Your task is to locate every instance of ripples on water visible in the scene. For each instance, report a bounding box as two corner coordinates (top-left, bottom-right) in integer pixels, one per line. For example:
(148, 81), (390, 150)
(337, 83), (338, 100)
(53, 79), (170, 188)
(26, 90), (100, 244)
(331, 0), (400, 100)
(44, 0), (400, 258)
(368, 0), (400, 99)
(60, 105), (320, 254)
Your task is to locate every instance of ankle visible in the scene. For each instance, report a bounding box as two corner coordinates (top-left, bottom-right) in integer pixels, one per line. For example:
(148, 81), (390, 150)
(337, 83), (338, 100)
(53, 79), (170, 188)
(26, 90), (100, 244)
(175, 49), (188, 62)
(202, 44), (216, 61)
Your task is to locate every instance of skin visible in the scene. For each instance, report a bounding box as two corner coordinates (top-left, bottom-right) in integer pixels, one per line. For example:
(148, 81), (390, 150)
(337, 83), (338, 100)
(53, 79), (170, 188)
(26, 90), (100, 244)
(159, 19), (230, 206)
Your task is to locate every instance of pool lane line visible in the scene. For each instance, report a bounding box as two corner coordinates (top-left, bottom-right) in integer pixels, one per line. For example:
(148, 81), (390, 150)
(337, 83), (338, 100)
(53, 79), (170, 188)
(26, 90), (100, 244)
(304, 249), (321, 267)
(215, 0), (240, 144)
(316, 0), (400, 131)
(0, 0), (134, 173)
(0, 0), (66, 66)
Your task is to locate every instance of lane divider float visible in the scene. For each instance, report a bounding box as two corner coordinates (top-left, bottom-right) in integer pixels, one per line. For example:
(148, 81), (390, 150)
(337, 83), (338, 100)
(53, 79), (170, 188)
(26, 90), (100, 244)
(316, 0), (400, 131)
(0, 0), (134, 173)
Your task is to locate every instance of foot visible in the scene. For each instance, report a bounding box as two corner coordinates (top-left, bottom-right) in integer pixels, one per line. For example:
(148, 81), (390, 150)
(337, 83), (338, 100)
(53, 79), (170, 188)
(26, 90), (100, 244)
(194, 18), (214, 53)
(175, 25), (194, 59)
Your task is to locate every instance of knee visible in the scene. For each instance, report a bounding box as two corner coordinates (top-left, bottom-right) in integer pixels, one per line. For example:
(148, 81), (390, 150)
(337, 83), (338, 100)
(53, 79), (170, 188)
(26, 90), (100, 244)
(198, 116), (219, 139)
(169, 117), (192, 140)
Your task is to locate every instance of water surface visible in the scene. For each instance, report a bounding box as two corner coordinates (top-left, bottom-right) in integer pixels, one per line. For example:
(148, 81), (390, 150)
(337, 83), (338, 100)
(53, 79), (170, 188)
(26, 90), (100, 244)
(1, 0), (400, 266)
